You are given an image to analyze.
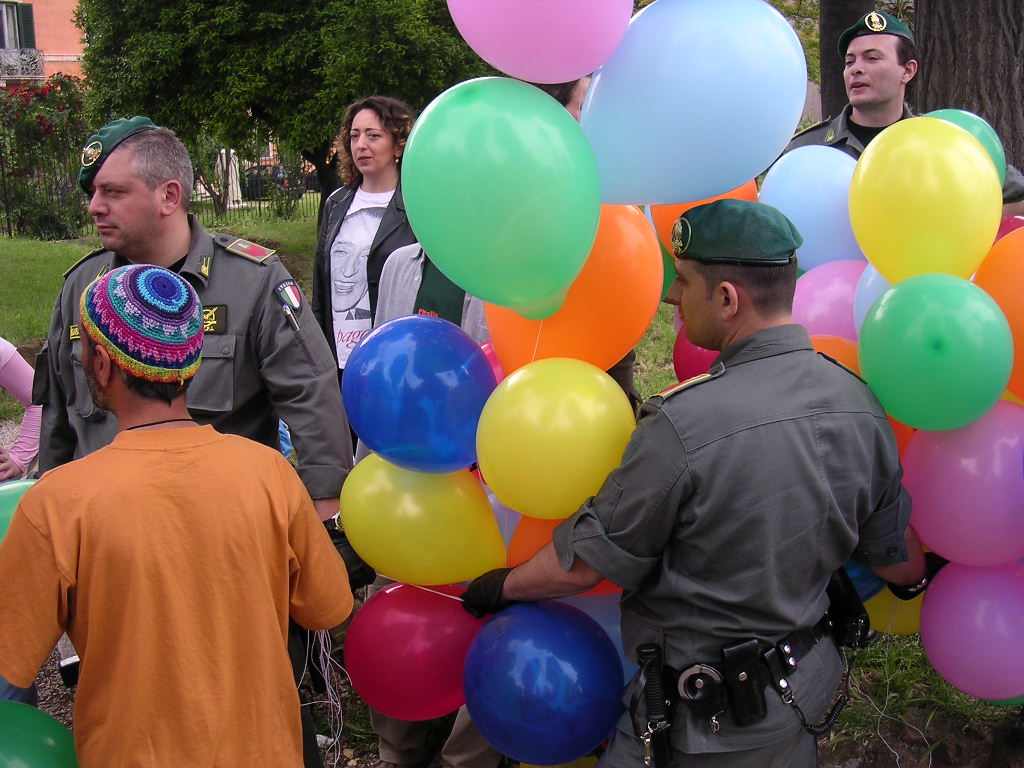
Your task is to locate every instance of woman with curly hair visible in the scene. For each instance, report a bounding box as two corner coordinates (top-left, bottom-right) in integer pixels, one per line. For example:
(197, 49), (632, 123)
(312, 96), (418, 389)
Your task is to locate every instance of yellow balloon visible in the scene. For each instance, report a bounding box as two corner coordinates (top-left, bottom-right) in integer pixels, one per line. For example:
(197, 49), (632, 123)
(1003, 389), (1024, 406)
(865, 587), (922, 636)
(523, 759), (597, 768)
(340, 455), (506, 585)
(849, 117), (1002, 284)
(477, 358), (636, 520)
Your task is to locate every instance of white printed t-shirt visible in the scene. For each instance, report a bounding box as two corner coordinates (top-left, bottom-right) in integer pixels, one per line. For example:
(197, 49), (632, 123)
(330, 187), (394, 367)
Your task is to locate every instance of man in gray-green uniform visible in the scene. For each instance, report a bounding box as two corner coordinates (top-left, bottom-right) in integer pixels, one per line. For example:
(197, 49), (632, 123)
(463, 200), (929, 767)
(31, 117), (358, 768)
(786, 10), (1024, 215)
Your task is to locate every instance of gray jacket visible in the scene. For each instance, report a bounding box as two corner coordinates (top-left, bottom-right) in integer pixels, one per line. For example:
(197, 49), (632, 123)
(34, 216), (352, 499)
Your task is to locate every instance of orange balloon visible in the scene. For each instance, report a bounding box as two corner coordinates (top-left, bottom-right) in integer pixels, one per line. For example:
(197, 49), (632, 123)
(508, 516), (620, 597)
(974, 227), (1024, 399)
(649, 180), (758, 253)
(887, 415), (915, 456)
(486, 205), (662, 374)
(811, 335), (915, 453)
(810, 335), (859, 373)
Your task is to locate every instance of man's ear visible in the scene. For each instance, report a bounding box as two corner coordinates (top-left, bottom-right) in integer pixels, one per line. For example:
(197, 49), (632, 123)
(158, 180), (184, 215)
(717, 281), (741, 320)
(901, 58), (918, 84)
(90, 343), (115, 388)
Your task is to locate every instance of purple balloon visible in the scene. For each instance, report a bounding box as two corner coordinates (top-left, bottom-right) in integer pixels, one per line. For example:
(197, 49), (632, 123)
(904, 401), (1024, 566)
(792, 260), (866, 341)
(921, 562), (1024, 699)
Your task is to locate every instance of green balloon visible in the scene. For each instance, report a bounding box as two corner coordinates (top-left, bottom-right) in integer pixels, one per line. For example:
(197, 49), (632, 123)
(859, 274), (1013, 431)
(988, 693), (1024, 707)
(0, 479), (34, 542)
(925, 109), (1007, 186)
(402, 77), (601, 320)
(659, 239), (674, 300)
(0, 701), (78, 767)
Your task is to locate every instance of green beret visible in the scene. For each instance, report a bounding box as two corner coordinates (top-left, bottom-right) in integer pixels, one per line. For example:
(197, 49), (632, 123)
(671, 200), (803, 266)
(838, 10), (914, 56)
(79, 116), (157, 193)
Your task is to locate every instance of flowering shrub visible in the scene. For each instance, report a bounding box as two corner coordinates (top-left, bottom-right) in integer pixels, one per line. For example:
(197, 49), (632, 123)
(0, 74), (91, 240)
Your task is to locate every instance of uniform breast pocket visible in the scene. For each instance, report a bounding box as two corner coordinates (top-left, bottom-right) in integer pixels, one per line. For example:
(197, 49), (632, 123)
(187, 334), (236, 414)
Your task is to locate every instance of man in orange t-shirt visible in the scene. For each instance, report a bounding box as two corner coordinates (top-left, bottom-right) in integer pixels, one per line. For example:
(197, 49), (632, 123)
(0, 264), (353, 767)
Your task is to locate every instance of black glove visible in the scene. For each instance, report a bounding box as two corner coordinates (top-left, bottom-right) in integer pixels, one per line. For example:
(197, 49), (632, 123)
(888, 552), (949, 601)
(462, 568), (514, 618)
(323, 519), (376, 590)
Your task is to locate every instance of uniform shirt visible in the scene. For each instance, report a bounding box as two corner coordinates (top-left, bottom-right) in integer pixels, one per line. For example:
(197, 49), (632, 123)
(0, 426), (353, 767)
(552, 324), (911, 752)
(33, 216), (352, 500)
(786, 104), (1024, 204)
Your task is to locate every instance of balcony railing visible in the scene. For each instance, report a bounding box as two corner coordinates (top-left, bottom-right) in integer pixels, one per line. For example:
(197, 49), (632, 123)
(0, 48), (44, 80)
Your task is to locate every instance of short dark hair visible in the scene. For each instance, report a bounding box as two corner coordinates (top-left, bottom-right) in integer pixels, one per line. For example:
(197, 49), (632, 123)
(120, 127), (194, 209)
(531, 80), (583, 108)
(694, 259), (799, 316)
(120, 367), (192, 405)
(335, 96), (414, 188)
(895, 36), (917, 67)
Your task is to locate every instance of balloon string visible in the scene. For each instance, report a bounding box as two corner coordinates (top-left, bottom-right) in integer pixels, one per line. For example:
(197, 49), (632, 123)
(530, 319), (544, 363)
(405, 583), (464, 602)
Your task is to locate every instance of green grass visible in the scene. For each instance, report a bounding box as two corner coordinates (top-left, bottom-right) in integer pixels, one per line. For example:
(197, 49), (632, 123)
(0, 236), (98, 346)
(824, 634), (1010, 760)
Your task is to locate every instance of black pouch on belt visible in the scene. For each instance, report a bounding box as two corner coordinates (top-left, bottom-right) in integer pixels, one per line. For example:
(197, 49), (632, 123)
(720, 639), (768, 726)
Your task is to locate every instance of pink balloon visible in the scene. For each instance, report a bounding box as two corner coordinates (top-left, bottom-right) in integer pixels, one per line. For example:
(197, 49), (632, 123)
(447, 0), (633, 83)
(920, 562), (1024, 699)
(792, 260), (866, 341)
(344, 583), (486, 720)
(903, 402), (1024, 566)
(673, 325), (717, 382)
(480, 341), (505, 384)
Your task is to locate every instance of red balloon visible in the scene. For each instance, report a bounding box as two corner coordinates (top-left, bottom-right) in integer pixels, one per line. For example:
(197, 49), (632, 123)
(344, 583), (486, 720)
(672, 325), (717, 382)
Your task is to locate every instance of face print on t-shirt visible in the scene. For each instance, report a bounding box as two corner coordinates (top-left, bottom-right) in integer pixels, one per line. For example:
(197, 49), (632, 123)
(330, 238), (370, 314)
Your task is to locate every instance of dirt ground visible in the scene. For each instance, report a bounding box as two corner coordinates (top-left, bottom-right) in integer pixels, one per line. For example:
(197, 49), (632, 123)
(30, 649), (1024, 768)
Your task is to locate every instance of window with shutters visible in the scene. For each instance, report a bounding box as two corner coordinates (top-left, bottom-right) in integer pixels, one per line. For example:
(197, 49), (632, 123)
(0, 3), (19, 48)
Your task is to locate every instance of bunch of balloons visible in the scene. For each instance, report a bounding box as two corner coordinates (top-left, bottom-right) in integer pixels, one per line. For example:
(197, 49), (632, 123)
(765, 105), (1023, 702)
(346, 0), (813, 762)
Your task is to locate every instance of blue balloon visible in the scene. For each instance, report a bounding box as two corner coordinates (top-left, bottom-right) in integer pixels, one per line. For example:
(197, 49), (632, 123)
(843, 559), (886, 602)
(343, 315), (496, 473)
(558, 593), (638, 686)
(760, 145), (866, 271)
(581, 0), (806, 204)
(464, 602), (624, 765)
(853, 263), (890, 336)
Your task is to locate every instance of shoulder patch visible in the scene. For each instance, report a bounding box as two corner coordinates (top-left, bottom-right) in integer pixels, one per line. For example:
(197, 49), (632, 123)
(660, 370), (718, 398)
(63, 248), (108, 279)
(217, 235), (276, 263)
(816, 351), (867, 384)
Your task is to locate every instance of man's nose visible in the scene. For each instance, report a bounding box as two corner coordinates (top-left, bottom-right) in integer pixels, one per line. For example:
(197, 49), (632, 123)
(665, 280), (682, 307)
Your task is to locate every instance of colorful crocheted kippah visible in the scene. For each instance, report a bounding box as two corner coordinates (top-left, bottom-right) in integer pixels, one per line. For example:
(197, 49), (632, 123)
(79, 264), (204, 384)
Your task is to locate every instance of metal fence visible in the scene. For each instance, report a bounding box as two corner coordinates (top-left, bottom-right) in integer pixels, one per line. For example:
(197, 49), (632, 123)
(0, 130), (321, 240)
(0, 119), (90, 240)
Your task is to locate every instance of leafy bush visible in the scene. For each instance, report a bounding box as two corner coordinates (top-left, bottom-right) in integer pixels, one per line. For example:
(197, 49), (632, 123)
(0, 74), (91, 240)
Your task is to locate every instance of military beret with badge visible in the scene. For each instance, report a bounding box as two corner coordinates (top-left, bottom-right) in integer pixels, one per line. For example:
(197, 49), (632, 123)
(78, 116), (157, 193)
(838, 10), (915, 56)
(671, 199), (803, 266)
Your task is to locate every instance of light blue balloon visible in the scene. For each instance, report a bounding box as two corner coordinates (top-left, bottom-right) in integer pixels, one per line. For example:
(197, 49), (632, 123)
(853, 263), (890, 335)
(760, 145), (866, 271)
(581, 0), (806, 205)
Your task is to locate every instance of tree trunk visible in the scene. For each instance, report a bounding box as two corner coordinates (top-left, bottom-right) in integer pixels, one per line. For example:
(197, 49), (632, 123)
(302, 141), (341, 227)
(819, 0), (875, 120)
(916, 0), (1024, 168)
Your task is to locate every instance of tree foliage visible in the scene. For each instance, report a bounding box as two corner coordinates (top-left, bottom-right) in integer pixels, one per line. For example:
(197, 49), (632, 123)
(75, 0), (493, 203)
